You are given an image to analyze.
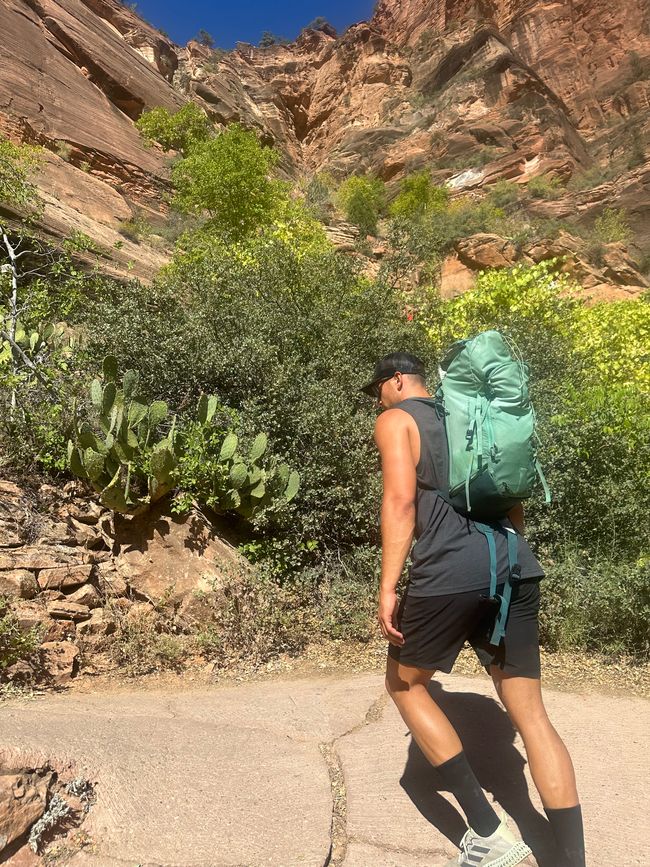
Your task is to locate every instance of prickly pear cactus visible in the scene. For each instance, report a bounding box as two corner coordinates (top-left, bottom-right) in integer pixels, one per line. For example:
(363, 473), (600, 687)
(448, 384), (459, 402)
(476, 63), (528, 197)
(172, 395), (300, 521)
(67, 355), (180, 513)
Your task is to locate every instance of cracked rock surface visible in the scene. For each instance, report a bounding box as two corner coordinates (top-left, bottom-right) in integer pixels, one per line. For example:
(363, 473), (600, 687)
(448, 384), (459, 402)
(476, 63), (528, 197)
(0, 671), (648, 866)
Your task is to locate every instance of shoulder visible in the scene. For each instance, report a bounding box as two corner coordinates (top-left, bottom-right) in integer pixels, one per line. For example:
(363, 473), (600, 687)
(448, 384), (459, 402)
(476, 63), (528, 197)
(374, 405), (417, 446)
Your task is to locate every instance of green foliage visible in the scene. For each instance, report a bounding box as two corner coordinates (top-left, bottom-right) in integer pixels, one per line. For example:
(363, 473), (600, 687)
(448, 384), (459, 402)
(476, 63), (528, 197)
(486, 180), (521, 209)
(592, 207), (632, 244)
(135, 103), (212, 155)
(526, 174), (565, 200)
(0, 139), (42, 215)
(0, 596), (43, 673)
(382, 196), (508, 286)
(171, 398), (300, 523)
(540, 550), (649, 657)
(118, 215), (153, 243)
(304, 172), (334, 222)
(335, 176), (386, 235)
(68, 357), (182, 512)
(82, 239), (432, 558)
(302, 16), (333, 33)
(566, 165), (616, 192)
(195, 29), (215, 48)
(258, 31), (290, 48)
(389, 171), (449, 219)
(171, 124), (285, 239)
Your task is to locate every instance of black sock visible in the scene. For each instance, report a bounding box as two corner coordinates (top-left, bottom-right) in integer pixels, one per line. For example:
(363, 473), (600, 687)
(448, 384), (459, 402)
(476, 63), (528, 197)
(544, 805), (586, 867)
(435, 751), (500, 837)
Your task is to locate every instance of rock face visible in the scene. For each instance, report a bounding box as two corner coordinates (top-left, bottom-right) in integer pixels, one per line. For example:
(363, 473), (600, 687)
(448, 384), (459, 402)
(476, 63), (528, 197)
(0, 479), (247, 685)
(0, 0), (648, 277)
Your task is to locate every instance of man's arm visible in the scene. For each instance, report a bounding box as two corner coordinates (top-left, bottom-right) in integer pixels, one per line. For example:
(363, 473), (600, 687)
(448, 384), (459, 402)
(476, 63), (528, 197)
(374, 409), (417, 646)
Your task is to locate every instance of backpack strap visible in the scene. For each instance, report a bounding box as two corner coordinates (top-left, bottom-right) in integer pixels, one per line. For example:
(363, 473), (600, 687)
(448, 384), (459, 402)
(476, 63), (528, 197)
(474, 521), (521, 645)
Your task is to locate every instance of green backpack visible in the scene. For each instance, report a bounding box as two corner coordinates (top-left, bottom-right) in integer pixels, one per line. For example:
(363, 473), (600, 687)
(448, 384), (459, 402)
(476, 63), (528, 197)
(434, 329), (550, 644)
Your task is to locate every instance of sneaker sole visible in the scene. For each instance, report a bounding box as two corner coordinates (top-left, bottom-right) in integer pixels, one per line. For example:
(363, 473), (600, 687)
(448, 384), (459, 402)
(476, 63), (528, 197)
(467, 841), (532, 867)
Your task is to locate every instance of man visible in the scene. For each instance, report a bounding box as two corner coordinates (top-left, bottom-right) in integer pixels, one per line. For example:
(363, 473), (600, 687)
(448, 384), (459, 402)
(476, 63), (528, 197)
(361, 351), (586, 867)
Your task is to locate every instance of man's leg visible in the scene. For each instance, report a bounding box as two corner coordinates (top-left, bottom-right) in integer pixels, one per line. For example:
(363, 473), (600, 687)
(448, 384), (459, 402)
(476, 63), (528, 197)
(490, 669), (585, 866)
(385, 655), (461, 764)
(385, 655), (501, 837)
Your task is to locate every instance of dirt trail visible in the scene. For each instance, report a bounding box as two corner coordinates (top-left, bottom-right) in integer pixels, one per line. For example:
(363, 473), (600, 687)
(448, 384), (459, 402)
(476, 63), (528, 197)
(0, 664), (647, 866)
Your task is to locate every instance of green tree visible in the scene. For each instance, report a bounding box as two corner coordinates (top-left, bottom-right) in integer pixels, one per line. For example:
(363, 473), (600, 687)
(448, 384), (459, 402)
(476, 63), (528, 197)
(336, 176), (386, 235)
(0, 139), (41, 213)
(171, 124), (285, 239)
(195, 29), (215, 48)
(135, 103), (212, 155)
(258, 31), (289, 48)
(389, 171), (449, 219)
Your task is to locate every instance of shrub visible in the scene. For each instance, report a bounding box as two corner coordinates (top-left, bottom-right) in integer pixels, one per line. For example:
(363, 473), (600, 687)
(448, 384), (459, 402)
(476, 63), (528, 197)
(136, 103), (212, 155)
(389, 171), (449, 219)
(540, 550), (650, 657)
(82, 239), (433, 557)
(526, 175), (564, 200)
(0, 138), (42, 213)
(258, 31), (290, 48)
(0, 596), (43, 674)
(171, 124), (286, 239)
(592, 207), (632, 244)
(486, 180), (521, 209)
(566, 165), (615, 192)
(335, 176), (386, 235)
(195, 29), (215, 48)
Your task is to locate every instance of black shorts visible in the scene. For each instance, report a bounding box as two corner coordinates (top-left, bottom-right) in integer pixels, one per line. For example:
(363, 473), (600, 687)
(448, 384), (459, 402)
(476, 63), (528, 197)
(387, 578), (541, 679)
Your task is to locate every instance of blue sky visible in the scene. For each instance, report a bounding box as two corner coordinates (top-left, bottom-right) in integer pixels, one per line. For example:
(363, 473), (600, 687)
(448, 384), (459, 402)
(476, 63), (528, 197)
(133, 1), (376, 49)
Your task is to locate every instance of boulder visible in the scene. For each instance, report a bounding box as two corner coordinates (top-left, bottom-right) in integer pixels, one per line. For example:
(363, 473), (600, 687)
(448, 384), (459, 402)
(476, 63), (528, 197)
(37, 564), (94, 591)
(0, 769), (52, 851)
(41, 617), (77, 643)
(0, 547), (84, 572)
(66, 584), (102, 609)
(38, 641), (80, 684)
(46, 600), (92, 622)
(110, 502), (246, 611)
(0, 570), (39, 600)
(455, 234), (520, 269)
(11, 602), (49, 633)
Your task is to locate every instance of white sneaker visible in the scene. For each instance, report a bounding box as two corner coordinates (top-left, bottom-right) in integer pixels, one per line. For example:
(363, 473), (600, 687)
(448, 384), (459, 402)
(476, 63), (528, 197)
(444, 812), (532, 866)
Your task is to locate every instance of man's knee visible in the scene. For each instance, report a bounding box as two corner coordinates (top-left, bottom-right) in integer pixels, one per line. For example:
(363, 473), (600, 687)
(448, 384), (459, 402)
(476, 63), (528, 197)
(385, 655), (435, 698)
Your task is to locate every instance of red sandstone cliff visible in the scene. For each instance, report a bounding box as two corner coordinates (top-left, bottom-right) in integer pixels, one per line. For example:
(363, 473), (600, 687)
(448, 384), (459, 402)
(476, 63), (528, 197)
(0, 0), (648, 281)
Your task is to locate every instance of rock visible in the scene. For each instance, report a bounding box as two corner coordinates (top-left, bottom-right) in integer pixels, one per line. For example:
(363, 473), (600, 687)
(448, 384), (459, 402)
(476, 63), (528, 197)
(37, 564), (94, 591)
(38, 590), (65, 604)
(0, 769), (52, 851)
(10, 602), (48, 633)
(94, 562), (128, 598)
(76, 608), (116, 639)
(34, 521), (75, 546)
(46, 600), (92, 622)
(0, 570), (39, 600)
(1, 659), (36, 684)
(455, 234), (520, 269)
(0, 519), (23, 547)
(41, 617), (76, 643)
(38, 641), (80, 684)
(66, 584), (102, 609)
(67, 517), (103, 548)
(109, 501), (246, 610)
(439, 254), (477, 298)
(66, 501), (104, 525)
(0, 547), (84, 572)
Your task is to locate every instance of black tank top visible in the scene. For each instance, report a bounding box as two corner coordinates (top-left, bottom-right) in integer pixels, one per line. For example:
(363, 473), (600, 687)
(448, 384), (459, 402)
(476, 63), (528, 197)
(395, 397), (545, 596)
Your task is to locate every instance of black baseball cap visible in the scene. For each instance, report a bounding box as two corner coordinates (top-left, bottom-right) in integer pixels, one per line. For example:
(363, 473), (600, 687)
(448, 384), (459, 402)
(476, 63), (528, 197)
(360, 352), (426, 396)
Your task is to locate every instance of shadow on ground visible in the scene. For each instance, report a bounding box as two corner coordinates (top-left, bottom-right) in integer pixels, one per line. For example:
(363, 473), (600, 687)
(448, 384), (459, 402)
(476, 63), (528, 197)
(398, 682), (559, 866)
